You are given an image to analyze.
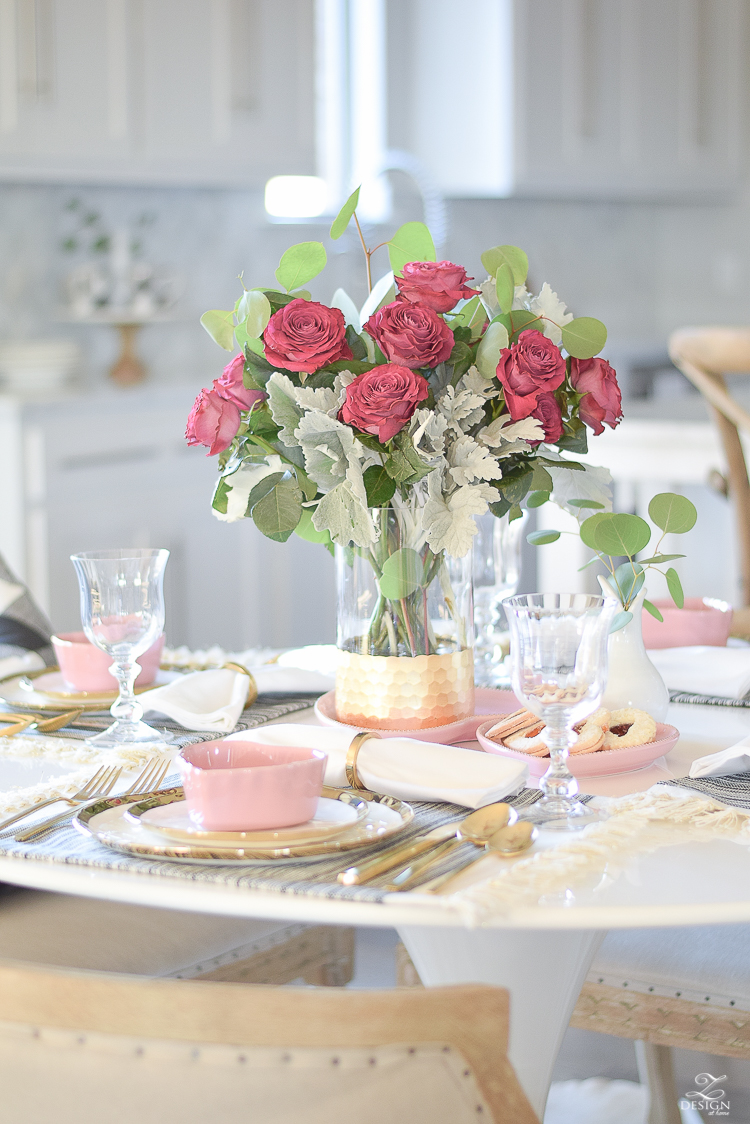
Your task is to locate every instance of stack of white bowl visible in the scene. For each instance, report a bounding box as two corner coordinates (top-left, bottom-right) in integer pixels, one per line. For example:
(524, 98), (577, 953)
(0, 340), (81, 395)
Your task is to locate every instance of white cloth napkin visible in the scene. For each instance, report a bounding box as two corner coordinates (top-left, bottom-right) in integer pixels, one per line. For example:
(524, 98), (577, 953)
(234, 645), (338, 694)
(689, 735), (750, 778)
(649, 646), (750, 700)
(0, 650), (45, 680)
(228, 723), (528, 809)
(143, 669), (250, 733)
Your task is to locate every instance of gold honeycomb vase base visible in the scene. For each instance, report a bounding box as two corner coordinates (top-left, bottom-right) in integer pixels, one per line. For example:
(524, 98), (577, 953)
(335, 650), (475, 730)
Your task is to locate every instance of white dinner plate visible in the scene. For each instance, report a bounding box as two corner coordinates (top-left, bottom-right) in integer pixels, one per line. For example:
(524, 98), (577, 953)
(0, 667), (175, 713)
(314, 687), (520, 743)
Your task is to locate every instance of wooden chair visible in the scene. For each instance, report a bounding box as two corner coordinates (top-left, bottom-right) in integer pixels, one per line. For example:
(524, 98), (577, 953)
(669, 326), (750, 609)
(0, 957), (538, 1124)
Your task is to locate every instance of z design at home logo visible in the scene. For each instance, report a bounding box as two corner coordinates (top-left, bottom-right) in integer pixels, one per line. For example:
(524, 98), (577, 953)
(680, 1072), (730, 1116)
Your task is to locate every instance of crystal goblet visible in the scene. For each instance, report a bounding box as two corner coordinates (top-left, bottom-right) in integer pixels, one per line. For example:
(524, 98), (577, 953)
(503, 593), (617, 831)
(70, 548), (170, 750)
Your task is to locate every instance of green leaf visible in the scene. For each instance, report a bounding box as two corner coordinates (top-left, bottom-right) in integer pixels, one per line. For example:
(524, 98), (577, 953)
(561, 317), (607, 359)
(666, 567), (685, 608)
(647, 492), (698, 535)
(488, 497), (512, 518)
(275, 242), (327, 293)
(594, 513), (651, 558)
(330, 186), (360, 240)
(251, 478), (303, 542)
(211, 476), (231, 514)
(200, 309), (235, 351)
(239, 291), (272, 338)
(613, 562), (645, 607)
(378, 548), (424, 600)
(637, 553), (686, 565)
(244, 405), (279, 438)
(556, 416), (589, 454)
(475, 319), (509, 379)
(610, 611), (633, 633)
(387, 222), (436, 276)
(508, 309), (543, 340)
(527, 529), (561, 546)
(508, 504), (523, 521)
(383, 432), (432, 485)
(495, 262), (515, 314)
(530, 464), (553, 492)
(345, 324), (367, 361)
(295, 506), (334, 555)
(293, 466), (318, 502)
(497, 464), (533, 505)
(567, 498), (605, 510)
(526, 490), (550, 508)
(480, 244), (528, 285)
(580, 512), (609, 550)
(643, 599), (664, 622)
(243, 346), (274, 385)
(363, 464), (396, 507)
(449, 294), (483, 329)
(245, 471), (286, 515)
(448, 339), (473, 379)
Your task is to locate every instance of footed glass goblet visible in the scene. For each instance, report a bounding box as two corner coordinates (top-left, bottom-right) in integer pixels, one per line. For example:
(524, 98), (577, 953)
(503, 593), (617, 831)
(70, 548), (170, 750)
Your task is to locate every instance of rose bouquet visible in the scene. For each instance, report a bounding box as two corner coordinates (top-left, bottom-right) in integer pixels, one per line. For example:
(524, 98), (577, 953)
(188, 191), (622, 697)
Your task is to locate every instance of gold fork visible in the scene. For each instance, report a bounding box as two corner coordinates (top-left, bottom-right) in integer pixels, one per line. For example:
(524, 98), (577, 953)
(0, 764), (123, 834)
(15, 757), (170, 842)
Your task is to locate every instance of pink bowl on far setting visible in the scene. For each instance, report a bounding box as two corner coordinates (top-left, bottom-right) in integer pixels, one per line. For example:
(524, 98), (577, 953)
(178, 740), (327, 832)
(641, 598), (733, 650)
(51, 632), (165, 692)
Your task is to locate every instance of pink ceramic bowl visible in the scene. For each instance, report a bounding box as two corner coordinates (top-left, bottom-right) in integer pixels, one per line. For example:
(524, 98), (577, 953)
(641, 598), (733, 650)
(51, 632), (165, 692)
(178, 740), (327, 832)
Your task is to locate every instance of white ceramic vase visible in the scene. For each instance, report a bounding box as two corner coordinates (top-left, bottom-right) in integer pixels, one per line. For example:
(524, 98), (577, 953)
(598, 578), (670, 721)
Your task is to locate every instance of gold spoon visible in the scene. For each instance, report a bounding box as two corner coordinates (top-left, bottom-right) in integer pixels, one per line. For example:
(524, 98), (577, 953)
(338, 802), (516, 886)
(386, 821), (538, 893)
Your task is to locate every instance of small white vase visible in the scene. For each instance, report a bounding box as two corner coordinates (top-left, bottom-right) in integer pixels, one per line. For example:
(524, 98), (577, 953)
(598, 578), (670, 721)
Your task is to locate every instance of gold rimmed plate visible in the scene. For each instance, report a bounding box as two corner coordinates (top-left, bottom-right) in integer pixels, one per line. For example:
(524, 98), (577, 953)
(0, 666), (175, 713)
(74, 785), (413, 863)
(125, 791), (369, 848)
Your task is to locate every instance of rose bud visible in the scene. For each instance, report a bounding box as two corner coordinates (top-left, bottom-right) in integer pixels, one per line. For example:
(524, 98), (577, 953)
(496, 328), (567, 419)
(263, 299), (352, 374)
(214, 354), (267, 411)
(531, 392), (564, 443)
(396, 260), (479, 313)
(186, 386), (241, 456)
(365, 300), (454, 369)
(339, 363), (430, 443)
(570, 356), (623, 435)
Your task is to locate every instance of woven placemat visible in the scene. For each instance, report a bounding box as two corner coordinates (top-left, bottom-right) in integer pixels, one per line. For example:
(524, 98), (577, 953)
(668, 772), (750, 810)
(669, 689), (750, 708)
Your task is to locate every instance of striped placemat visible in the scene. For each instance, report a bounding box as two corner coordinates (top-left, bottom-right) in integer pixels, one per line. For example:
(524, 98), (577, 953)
(669, 689), (750, 708)
(668, 773), (750, 810)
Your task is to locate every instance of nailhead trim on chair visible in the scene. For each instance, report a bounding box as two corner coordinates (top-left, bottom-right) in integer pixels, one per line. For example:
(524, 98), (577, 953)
(586, 971), (749, 1011)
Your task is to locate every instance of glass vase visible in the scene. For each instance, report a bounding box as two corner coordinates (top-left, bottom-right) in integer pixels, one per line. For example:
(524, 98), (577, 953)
(472, 509), (528, 688)
(335, 499), (474, 730)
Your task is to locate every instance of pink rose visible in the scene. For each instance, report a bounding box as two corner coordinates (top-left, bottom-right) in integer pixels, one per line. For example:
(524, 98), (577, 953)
(495, 329), (566, 419)
(185, 387), (240, 456)
(263, 299), (352, 374)
(215, 354), (267, 411)
(570, 356), (623, 435)
(530, 392), (564, 443)
(364, 300), (454, 369)
(339, 363), (429, 443)
(395, 260), (479, 313)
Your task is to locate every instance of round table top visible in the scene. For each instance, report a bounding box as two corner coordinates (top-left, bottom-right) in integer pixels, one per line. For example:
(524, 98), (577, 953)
(1, 699), (749, 931)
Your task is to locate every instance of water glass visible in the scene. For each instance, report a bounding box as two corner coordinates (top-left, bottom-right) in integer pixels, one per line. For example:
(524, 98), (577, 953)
(472, 510), (528, 687)
(503, 593), (618, 830)
(70, 548), (170, 750)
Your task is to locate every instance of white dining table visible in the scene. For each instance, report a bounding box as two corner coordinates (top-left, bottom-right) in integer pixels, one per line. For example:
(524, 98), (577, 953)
(0, 697), (749, 1119)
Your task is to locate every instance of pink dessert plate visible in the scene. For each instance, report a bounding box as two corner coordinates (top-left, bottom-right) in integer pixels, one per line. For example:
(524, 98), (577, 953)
(476, 719), (680, 777)
(314, 687), (520, 743)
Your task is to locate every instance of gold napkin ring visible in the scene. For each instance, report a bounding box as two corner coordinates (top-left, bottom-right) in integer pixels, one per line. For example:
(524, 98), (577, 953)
(222, 662), (258, 708)
(346, 731), (381, 790)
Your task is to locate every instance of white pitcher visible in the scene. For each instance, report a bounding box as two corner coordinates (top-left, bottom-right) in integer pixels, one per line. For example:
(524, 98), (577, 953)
(598, 577), (670, 721)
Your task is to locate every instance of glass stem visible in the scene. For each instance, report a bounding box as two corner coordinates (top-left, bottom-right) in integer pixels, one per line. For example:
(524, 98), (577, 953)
(540, 713), (579, 803)
(109, 660), (143, 726)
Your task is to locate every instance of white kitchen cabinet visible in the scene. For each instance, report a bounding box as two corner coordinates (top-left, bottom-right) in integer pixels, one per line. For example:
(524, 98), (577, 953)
(407, 0), (745, 199)
(0, 384), (335, 648)
(0, 0), (315, 186)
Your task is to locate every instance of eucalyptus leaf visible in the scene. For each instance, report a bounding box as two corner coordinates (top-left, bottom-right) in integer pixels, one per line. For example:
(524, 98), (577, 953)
(200, 309), (235, 351)
(330, 186), (360, 240)
(242, 290), (272, 338)
(567, 498), (605, 510)
(613, 562), (645, 607)
(475, 319), (509, 379)
(594, 513), (651, 558)
(387, 222), (436, 275)
(579, 512), (609, 550)
(251, 478), (303, 541)
(610, 610), (633, 633)
(480, 244), (528, 285)
(275, 242), (327, 293)
(508, 309), (543, 340)
(526, 490), (550, 509)
(294, 506), (334, 555)
(495, 262), (515, 314)
(449, 295), (483, 329)
(378, 548), (424, 600)
(666, 566), (685, 608)
(643, 599), (664, 622)
(637, 553), (686, 565)
(359, 271), (395, 325)
(363, 464), (396, 507)
(561, 317), (607, 359)
(527, 529), (561, 546)
(648, 492), (698, 535)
